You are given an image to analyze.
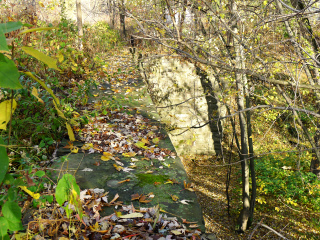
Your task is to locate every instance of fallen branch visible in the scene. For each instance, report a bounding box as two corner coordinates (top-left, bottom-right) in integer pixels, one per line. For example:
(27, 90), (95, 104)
(247, 219), (290, 240)
(260, 223), (290, 240)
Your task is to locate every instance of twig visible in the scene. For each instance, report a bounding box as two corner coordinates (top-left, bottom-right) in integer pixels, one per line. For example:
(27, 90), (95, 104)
(260, 223), (290, 240)
(248, 218), (264, 240)
(171, 104), (320, 137)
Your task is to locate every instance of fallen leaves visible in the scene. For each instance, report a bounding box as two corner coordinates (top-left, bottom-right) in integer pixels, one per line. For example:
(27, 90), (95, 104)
(101, 151), (113, 161)
(184, 180), (196, 192)
(19, 186), (40, 199)
(119, 212), (143, 218)
(113, 164), (123, 171)
(180, 199), (194, 205)
(122, 152), (136, 157)
(78, 110), (176, 162)
(170, 194), (179, 202)
(131, 193), (153, 203)
(118, 179), (130, 184)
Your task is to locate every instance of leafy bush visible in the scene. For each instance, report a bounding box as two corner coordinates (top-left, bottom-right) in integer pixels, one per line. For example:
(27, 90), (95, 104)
(256, 152), (320, 210)
(84, 21), (122, 55)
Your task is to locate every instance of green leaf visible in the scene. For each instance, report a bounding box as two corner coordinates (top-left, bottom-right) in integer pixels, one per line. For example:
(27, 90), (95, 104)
(7, 187), (18, 202)
(0, 136), (9, 185)
(135, 141), (149, 149)
(0, 56), (22, 89)
(19, 27), (56, 34)
(152, 137), (160, 144)
(55, 174), (80, 206)
(0, 28), (9, 51)
(2, 201), (21, 223)
(34, 170), (45, 178)
(2, 174), (14, 185)
(6, 220), (23, 231)
(21, 46), (58, 70)
(0, 217), (8, 238)
(45, 195), (54, 203)
(22, 23), (33, 28)
(0, 21), (22, 34)
(0, 233), (9, 240)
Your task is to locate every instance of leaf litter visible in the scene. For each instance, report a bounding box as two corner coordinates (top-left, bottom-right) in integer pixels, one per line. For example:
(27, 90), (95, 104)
(24, 51), (205, 239)
(26, 188), (204, 239)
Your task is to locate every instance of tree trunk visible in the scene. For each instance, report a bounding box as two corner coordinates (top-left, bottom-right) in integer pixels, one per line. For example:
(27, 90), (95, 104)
(245, 73), (256, 224)
(289, 0), (320, 176)
(178, 0), (187, 37)
(120, 0), (126, 38)
(110, 0), (115, 28)
(76, 0), (83, 50)
(236, 44), (251, 233)
(230, 0), (251, 232)
(276, 0), (320, 177)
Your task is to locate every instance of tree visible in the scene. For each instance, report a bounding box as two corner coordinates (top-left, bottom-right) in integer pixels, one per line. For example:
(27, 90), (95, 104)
(76, 0), (83, 50)
(124, 0), (320, 232)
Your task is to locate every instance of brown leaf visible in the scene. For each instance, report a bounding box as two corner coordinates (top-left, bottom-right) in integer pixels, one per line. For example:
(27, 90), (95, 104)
(118, 179), (130, 184)
(139, 195), (152, 203)
(131, 193), (140, 201)
(25, 171), (35, 186)
(93, 161), (101, 166)
(63, 141), (74, 149)
(189, 224), (199, 228)
(110, 194), (119, 204)
(182, 218), (198, 224)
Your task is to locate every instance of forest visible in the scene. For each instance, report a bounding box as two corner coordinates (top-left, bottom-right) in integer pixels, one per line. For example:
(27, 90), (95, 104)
(1, 0), (320, 239)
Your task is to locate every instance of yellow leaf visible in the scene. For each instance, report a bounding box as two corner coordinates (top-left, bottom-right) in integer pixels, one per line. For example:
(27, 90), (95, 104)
(164, 180), (173, 185)
(135, 141), (149, 149)
(101, 152), (113, 161)
(115, 211), (122, 217)
(90, 222), (100, 231)
(275, 207), (280, 212)
(113, 164), (123, 171)
(0, 99), (17, 130)
(52, 100), (66, 119)
(71, 146), (79, 153)
(122, 152), (136, 157)
(38, 1), (44, 7)
(14, 233), (28, 240)
(171, 230), (182, 235)
(24, 72), (60, 105)
(57, 52), (64, 62)
(147, 131), (154, 136)
(152, 137), (160, 144)
(171, 195), (179, 201)
(31, 87), (44, 104)
(141, 138), (149, 144)
(19, 186), (40, 199)
(66, 123), (75, 142)
(22, 46), (58, 70)
(81, 143), (93, 150)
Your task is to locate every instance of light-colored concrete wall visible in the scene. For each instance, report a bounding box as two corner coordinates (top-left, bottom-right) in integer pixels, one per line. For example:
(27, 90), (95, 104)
(141, 57), (225, 156)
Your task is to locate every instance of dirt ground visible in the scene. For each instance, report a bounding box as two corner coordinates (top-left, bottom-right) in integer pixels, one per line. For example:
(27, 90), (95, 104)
(181, 155), (320, 240)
